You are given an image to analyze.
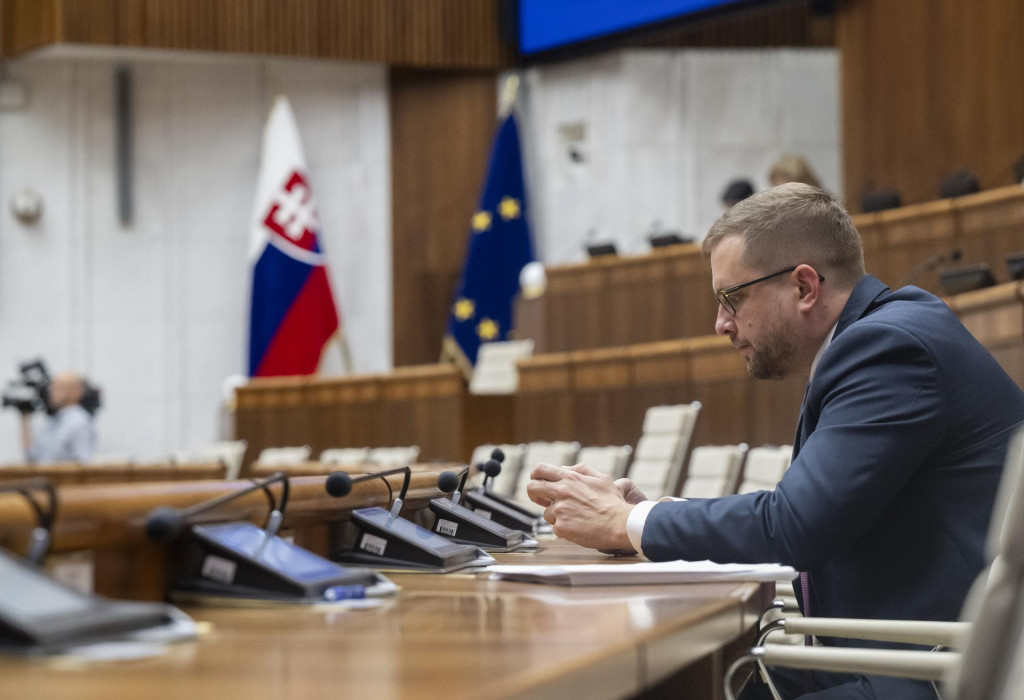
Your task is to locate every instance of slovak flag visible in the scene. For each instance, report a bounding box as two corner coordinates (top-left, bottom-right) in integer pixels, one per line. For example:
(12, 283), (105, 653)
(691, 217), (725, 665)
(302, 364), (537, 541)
(248, 96), (340, 377)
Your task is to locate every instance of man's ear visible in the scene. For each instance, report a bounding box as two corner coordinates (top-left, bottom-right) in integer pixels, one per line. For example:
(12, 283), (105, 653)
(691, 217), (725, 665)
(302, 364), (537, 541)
(794, 264), (821, 313)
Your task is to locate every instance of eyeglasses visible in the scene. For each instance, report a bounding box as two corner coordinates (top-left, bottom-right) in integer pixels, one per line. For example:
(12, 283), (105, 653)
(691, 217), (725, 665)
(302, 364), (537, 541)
(714, 266), (825, 317)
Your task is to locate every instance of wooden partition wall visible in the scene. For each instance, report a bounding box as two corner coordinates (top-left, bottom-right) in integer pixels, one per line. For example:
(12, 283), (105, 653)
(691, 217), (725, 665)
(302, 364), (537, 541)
(516, 336), (806, 451)
(235, 363), (515, 470)
(517, 186), (1024, 353)
(236, 280), (1024, 467)
(0, 462), (225, 485)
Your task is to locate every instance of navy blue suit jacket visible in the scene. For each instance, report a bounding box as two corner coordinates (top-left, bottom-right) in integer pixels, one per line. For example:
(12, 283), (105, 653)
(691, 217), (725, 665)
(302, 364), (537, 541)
(643, 275), (1024, 636)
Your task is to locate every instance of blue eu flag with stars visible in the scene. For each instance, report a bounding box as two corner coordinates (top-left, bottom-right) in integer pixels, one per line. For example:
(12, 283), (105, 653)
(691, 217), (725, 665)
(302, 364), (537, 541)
(444, 113), (535, 376)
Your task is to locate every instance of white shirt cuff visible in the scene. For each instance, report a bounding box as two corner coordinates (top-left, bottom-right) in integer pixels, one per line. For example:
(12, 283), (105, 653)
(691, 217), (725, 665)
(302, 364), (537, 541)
(626, 498), (686, 557)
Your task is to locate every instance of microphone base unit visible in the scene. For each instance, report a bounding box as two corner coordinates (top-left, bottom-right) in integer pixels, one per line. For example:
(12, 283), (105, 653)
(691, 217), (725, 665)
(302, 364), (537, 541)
(331, 507), (492, 573)
(0, 548), (197, 654)
(167, 521), (383, 604)
(463, 488), (541, 534)
(428, 497), (537, 552)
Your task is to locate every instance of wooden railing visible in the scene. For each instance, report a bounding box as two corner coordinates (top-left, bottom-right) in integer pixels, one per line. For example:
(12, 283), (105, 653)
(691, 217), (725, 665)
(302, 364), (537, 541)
(0, 461), (225, 485)
(516, 185), (1024, 353)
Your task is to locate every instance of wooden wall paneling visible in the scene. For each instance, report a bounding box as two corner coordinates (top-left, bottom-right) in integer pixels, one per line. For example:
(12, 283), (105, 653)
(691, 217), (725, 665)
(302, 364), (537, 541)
(311, 374), (382, 455)
(605, 254), (672, 347)
(953, 187), (1024, 281)
(746, 377), (805, 447)
(544, 262), (609, 352)
(514, 353), (575, 442)
(947, 281), (1024, 386)
(871, 200), (956, 293)
(686, 337), (750, 450)
(570, 347), (634, 447)
(513, 295), (547, 350)
(838, 0), (1024, 210)
(377, 364), (464, 461)
(0, 0), (59, 56)
(629, 340), (693, 447)
(666, 246), (717, 340)
(461, 394), (516, 464)
(234, 377), (313, 475)
(390, 70), (498, 366)
(6, 0), (514, 68)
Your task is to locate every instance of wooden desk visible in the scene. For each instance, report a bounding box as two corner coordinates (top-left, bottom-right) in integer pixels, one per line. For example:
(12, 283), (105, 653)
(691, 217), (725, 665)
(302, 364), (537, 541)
(0, 542), (768, 699)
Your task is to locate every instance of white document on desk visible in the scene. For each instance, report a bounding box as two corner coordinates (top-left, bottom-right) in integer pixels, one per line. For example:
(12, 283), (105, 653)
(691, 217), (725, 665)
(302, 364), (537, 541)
(488, 560), (797, 586)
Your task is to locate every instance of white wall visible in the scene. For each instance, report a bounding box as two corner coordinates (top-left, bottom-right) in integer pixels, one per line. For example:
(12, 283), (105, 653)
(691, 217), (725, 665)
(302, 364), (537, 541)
(517, 48), (840, 263)
(0, 47), (391, 462)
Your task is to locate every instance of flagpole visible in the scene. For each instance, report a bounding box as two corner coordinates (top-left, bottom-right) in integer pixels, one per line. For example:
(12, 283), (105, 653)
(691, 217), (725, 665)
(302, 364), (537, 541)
(499, 73), (520, 118)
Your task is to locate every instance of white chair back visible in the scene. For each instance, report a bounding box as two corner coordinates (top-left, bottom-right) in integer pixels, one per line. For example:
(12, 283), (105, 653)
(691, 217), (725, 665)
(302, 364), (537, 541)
(680, 444), (748, 499)
(469, 444), (526, 494)
(368, 446), (421, 468)
(954, 425), (1024, 700)
(514, 441), (580, 504)
(577, 445), (633, 481)
(195, 440), (248, 479)
(256, 445), (311, 466)
(469, 340), (535, 395)
(320, 447), (371, 466)
(627, 402), (702, 499)
(736, 445), (792, 494)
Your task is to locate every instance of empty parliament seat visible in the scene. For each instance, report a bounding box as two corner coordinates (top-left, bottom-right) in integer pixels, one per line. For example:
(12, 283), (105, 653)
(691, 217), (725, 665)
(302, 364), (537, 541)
(256, 446), (312, 466)
(513, 441), (581, 504)
(627, 402), (702, 500)
(737, 445), (793, 494)
(680, 444), (748, 499)
(469, 443), (526, 493)
(193, 440), (249, 480)
(320, 447), (371, 466)
(367, 446), (421, 467)
(469, 340), (535, 395)
(577, 445), (633, 480)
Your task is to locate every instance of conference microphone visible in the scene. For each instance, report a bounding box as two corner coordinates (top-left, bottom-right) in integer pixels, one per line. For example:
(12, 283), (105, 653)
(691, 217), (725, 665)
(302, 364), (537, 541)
(325, 466), (411, 519)
(436, 466), (469, 506)
(326, 465), (489, 571)
(0, 477), (57, 565)
(145, 471), (290, 543)
(899, 248), (963, 287)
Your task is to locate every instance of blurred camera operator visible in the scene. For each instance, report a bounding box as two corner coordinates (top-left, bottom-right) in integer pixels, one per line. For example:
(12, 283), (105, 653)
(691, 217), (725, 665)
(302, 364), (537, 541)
(20, 371), (96, 464)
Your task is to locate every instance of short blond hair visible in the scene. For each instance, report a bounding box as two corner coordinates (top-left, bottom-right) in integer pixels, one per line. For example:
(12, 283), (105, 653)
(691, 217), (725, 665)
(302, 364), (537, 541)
(702, 183), (865, 289)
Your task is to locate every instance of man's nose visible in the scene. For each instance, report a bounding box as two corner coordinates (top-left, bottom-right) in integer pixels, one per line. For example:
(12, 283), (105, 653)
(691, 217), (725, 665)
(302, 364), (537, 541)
(715, 304), (736, 336)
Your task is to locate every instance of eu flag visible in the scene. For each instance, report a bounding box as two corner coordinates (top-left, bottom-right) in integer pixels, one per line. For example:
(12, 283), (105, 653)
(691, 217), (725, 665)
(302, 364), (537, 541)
(443, 114), (535, 376)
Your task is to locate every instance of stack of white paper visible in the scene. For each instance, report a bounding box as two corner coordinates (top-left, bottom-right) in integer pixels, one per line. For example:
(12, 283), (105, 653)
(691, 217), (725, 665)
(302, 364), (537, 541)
(488, 560), (797, 586)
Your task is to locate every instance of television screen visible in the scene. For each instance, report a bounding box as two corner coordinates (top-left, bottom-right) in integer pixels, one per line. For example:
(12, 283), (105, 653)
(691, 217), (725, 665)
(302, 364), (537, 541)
(519, 0), (755, 56)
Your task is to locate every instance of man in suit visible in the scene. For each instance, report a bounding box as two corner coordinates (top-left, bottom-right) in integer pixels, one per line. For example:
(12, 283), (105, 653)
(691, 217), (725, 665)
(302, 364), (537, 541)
(527, 183), (1024, 698)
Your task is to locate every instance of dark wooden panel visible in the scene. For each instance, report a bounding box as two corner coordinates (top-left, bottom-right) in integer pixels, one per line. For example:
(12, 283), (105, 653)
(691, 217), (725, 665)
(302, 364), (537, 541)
(838, 0), (1024, 210)
(390, 70), (498, 366)
(4, 0), (514, 67)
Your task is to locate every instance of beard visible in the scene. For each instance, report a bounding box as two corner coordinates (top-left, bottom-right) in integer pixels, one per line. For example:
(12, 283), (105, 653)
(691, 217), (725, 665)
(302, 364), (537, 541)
(740, 317), (799, 380)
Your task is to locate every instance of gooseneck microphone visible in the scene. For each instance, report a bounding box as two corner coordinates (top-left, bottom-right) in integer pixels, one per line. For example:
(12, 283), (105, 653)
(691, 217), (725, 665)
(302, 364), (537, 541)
(145, 471), (290, 543)
(436, 466), (470, 506)
(325, 466), (412, 518)
(0, 478), (57, 565)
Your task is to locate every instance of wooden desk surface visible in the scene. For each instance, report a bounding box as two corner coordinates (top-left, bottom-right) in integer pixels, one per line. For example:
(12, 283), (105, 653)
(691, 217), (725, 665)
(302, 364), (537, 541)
(0, 543), (767, 700)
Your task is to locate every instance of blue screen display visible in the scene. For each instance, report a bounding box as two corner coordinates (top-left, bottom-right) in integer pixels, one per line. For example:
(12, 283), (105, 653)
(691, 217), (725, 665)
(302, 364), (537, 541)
(519, 0), (753, 55)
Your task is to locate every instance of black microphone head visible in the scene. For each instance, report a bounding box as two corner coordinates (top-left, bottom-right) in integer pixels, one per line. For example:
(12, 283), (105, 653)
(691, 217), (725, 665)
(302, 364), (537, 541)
(475, 462), (487, 472)
(325, 472), (354, 498)
(437, 471), (460, 494)
(950, 248), (963, 263)
(490, 447), (505, 463)
(484, 459), (502, 478)
(145, 507), (185, 543)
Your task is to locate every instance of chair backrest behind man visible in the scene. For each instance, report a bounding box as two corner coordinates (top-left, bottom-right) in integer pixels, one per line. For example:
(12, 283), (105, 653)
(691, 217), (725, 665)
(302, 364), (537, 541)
(681, 444), (748, 498)
(627, 402), (702, 499)
(736, 445), (792, 494)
